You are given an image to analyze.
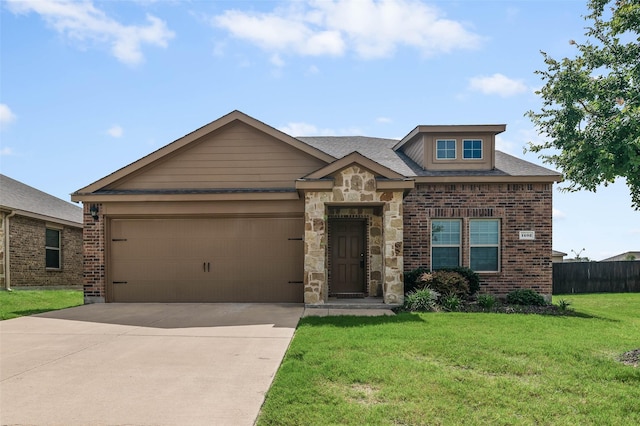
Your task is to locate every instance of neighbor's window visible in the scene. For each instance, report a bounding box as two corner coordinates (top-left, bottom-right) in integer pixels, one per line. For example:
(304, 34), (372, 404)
(469, 219), (499, 272)
(436, 139), (456, 159)
(45, 228), (61, 269)
(431, 220), (461, 269)
(463, 139), (483, 159)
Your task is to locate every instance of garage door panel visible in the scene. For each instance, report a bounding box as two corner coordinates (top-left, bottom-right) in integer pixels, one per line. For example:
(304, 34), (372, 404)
(108, 218), (303, 303)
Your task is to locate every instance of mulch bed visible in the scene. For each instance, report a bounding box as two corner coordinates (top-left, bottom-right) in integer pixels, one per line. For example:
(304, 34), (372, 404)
(460, 303), (578, 316)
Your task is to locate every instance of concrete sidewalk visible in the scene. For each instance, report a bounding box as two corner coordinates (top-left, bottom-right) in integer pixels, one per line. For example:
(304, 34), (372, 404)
(0, 303), (304, 426)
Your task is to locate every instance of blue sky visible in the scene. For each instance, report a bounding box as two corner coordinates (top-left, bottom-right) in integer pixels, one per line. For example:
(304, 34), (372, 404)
(1, 0), (638, 260)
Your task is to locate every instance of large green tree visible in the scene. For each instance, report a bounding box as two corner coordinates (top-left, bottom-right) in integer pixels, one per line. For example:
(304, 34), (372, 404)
(527, 0), (640, 209)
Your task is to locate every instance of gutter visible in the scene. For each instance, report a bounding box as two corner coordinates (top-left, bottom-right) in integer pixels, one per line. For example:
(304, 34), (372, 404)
(3, 210), (16, 291)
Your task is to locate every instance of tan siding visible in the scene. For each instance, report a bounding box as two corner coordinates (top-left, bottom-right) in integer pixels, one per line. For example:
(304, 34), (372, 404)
(402, 136), (425, 168)
(109, 122), (327, 190)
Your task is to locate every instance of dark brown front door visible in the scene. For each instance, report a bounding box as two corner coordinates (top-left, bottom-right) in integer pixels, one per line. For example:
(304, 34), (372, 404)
(330, 219), (366, 295)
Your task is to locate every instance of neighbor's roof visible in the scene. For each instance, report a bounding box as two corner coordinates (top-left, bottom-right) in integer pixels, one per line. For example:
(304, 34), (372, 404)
(600, 251), (640, 262)
(0, 174), (83, 226)
(298, 136), (561, 179)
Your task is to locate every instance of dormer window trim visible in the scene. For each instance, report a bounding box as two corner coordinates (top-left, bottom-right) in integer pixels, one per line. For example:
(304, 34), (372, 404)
(462, 139), (483, 160)
(436, 139), (457, 160)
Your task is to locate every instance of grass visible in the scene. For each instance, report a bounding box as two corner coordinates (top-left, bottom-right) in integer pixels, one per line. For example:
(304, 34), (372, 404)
(257, 293), (640, 425)
(0, 289), (83, 320)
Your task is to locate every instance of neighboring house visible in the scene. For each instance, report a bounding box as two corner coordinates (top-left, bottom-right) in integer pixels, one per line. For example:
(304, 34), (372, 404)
(552, 250), (567, 263)
(601, 251), (640, 261)
(71, 110), (562, 305)
(0, 174), (83, 289)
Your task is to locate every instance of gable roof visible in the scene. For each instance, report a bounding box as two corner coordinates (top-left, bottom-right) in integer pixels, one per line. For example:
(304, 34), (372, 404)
(0, 174), (83, 226)
(72, 110), (336, 198)
(303, 151), (408, 180)
(298, 136), (561, 181)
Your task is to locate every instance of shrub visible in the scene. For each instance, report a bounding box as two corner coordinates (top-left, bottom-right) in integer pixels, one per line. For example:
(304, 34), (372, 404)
(437, 267), (481, 295)
(440, 293), (462, 312)
(404, 267), (429, 293)
(418, 271), (470, 299)
(403, 288), (440, 312)
(476, 294), (497, 310)
(506, 289), (546, 306)
(556, 299), (572, 311)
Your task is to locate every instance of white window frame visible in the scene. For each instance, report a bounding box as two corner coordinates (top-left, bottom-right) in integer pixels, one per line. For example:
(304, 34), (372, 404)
(45, 227), (61, 270)
(436, 139), (457, 160)
(462, 139), (483, 160)
(431, 219), (461, 270)
(469, 219), (500, 272)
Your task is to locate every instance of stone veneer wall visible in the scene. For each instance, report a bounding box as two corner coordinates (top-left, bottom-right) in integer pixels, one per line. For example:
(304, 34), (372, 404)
(82, 203), (106, 303)
(303, 165), (405, 305)
(403, 183), (554, 298)
(5, 215), (82, 287)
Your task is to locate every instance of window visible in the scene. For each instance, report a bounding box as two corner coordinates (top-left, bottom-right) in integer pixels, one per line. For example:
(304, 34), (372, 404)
(463, 139), (483, 159)
(470, 219), (499, 272)
(46, 228), (61, 269)
(431, 220), (461, 269)
(436, 139), (456, 159)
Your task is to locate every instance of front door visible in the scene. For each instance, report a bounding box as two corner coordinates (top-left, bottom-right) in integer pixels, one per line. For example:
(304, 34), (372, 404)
(330, 219), (366, 296)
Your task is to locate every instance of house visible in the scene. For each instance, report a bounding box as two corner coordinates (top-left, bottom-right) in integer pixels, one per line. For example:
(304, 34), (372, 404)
(601, 251), (640, 261)
(552, 250), (567, 263)
(0, 174), (83, 289)
(71, 110), (562, 304)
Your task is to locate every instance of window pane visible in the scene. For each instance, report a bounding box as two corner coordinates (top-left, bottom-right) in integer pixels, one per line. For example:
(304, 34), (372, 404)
(463, 139), (482, 159)
(46, 248), (60, 269)
(432, 220), (460, 245)
(470, 220), (499, 244)
(436, 139), (456, 159)
(432, 247), (460, 269)
(470, 247), (498, 271)
(46, 229), (60, 248)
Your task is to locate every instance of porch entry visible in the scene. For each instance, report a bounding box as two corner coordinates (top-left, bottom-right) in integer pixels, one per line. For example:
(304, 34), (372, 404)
(329, 219), (366, 297)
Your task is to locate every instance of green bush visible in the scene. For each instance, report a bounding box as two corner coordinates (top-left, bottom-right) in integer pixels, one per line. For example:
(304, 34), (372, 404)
(418, 271), (470, 299)
(506, 289), (546, 306)
(437, 267), (481, 295)
(403, 288), (440, 312)
(440, 293), (462, 312)
(476, 294), (497, 310)
(404, 267), (429, 293)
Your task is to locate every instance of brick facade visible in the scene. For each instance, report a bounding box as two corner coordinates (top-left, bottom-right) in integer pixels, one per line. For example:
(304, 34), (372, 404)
(7, 215), (83, 287)
(82, 203), (106, 303)
(403, 183), (554, 299)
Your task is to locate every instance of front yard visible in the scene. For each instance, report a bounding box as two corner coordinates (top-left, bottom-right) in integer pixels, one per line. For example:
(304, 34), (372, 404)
(258, 293), (640, 425)
(0, 289), (83, 320)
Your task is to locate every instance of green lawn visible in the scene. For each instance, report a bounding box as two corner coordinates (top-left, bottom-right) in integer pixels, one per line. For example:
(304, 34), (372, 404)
(0, 289), (83, 320)
(258, 293), (640, 425)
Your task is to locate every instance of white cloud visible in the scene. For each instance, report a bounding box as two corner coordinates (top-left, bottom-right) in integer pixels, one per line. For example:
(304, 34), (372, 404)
(0, 104), (17, 128)
(630, 229), (640, 235)
(0, 147), (14, 156)
(6, 0), (175, 65)
(553, 208), (566, 220)
(279, 122), (321, 136)
(468, 73), (528, 97)
(213, 0), (482, 60)
(270, 54), (285, 67)
(376, 116), (392, 124)
(495, 134), (516, 155)
(107, 125), (123, 138)
(278, 122), (362, 136)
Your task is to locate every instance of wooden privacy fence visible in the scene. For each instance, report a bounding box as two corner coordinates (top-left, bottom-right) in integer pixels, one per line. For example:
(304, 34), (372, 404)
(553, 261), (640, 294)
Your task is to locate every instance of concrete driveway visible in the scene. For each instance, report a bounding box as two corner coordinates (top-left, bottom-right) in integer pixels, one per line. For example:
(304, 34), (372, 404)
(0, 303), (304, 426)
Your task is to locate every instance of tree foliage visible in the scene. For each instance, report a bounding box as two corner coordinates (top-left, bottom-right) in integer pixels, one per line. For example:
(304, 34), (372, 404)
(527, 0), (640, 209)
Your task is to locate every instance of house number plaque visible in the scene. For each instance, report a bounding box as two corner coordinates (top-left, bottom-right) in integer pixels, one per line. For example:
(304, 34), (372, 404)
(519, 231), (535, 240)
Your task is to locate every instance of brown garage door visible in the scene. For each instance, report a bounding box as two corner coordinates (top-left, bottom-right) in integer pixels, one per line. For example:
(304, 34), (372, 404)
(108, 217), (304, 303)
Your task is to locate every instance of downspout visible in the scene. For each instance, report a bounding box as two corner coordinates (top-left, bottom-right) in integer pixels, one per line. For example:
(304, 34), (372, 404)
(4, 210), (16, 291)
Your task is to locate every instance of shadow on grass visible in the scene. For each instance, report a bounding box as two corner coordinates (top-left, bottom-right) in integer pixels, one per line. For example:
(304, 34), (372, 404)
(299, 312), (426, 327)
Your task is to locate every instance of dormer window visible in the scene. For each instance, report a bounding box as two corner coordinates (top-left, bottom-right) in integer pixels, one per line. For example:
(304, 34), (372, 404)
(436, 139), (456, 159)
(463, 139), (483, 159)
